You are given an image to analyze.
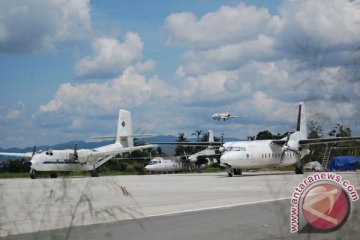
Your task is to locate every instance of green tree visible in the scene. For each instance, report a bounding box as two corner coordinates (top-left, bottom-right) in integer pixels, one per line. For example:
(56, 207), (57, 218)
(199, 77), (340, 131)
(329, 124), (352, 137)
(256, 130), (274, 140)
(303, 121), (325, 164)
(308, 121), (324, 139)
(175, 133), (195, 156)
(191, 130), (203, 142)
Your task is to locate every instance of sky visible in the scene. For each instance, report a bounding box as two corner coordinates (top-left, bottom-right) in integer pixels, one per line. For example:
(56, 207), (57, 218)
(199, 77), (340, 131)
(0, 0), (360, 148)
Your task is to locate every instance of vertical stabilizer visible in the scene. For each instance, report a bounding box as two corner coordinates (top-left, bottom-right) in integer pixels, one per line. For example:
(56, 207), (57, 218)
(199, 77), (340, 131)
(116, 110), (134, 147)
(208, 130), (214, 143)
(294, 102), (307, 140)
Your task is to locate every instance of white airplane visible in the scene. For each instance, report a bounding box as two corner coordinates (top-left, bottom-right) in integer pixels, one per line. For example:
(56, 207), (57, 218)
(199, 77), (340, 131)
(220, 102), (360, 177)
(212, 109), (237, 121)
(0, 110), (157, 179)
(145, 130), (219, 173)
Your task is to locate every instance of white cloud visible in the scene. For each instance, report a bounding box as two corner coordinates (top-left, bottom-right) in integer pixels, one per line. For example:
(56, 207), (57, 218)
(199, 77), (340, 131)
(74, 33), (145, 79)
(165, 3), (280, 49)
(0, 101), (25, 121)
(0, 0), (92, 54)
(40, 67), (174, 114)
(179, 34), (277, 75)
(278, 0), (360, 52)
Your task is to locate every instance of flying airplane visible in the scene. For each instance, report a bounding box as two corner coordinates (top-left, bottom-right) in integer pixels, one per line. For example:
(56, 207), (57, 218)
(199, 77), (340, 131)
(220, 102), (360, 177)
(0, 110), (157, 179)
(212, 109), (238, 121)
(145, 130), (219, 173)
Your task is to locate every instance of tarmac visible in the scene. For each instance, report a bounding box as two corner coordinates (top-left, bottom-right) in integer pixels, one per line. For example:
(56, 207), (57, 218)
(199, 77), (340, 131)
(1, 171), (359, 239)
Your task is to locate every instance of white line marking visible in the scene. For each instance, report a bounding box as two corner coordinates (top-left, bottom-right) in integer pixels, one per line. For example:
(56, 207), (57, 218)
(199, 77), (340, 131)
(144, 197), (291, 219)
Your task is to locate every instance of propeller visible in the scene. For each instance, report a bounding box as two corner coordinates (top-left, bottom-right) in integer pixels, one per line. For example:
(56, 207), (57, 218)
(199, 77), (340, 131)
(23, 146), (36, 169)
(183, 151), (192, 171)
(32, 146), (36, 156)
(73, 144), (78, 160)
(280, 132), (300, 164)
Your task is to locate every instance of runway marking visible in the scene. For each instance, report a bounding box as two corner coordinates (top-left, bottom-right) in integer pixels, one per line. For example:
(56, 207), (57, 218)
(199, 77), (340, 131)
(143, 186), (360, 220)
(144, 197), (292, 219)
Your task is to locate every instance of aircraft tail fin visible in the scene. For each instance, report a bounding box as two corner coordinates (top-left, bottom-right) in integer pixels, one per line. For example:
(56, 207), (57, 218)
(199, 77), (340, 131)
(115, 110), (134, 147)
(290, 102), (307, 141)
(208, 130), (214, 143)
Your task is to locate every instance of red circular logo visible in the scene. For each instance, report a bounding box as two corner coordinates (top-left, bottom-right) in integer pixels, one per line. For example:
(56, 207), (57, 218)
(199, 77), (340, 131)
(301, 183), (350, 231)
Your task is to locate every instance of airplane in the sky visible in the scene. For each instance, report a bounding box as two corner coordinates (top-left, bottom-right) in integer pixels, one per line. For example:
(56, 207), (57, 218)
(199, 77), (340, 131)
(212, 109), (238, 121)
(145, 130), (219, 173)
(220, 102), (360, 177)
(0, 110), (157, 179)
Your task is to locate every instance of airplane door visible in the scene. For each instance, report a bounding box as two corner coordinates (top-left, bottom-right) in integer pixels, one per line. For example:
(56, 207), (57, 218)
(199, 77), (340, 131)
(247, 146), (256, 161)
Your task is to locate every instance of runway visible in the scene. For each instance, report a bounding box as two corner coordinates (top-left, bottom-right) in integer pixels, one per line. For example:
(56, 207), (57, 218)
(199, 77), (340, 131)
(1, 171), (359, 239)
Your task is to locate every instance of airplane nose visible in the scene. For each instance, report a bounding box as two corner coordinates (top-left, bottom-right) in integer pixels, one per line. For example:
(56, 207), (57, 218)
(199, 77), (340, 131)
(220, 152), (236, 164)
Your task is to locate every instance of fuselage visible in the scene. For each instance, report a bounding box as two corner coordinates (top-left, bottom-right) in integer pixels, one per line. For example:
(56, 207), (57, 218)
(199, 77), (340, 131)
(212, 113), (231, 121)
(220, 140), (307, 169)
(144, 157), (211, 173)
(30, 144), (120, 172)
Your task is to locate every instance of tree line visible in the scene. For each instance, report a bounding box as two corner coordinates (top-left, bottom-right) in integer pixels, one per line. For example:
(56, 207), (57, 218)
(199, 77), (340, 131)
(0, 123), (358, 175)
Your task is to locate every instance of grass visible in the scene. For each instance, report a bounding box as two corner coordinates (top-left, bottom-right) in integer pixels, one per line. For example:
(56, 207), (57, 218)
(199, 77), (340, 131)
(0, 172), (30, 178)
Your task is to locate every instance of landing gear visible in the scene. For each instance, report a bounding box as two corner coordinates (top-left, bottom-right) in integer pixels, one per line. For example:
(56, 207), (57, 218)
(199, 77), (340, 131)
(234, 169), (243, 176)
(30, 169), (38, 179)
(227, 168), (242, 177)
(295, 166), (304, 174)
(50, 172), (58, 178)
(91, 170), (99, 177)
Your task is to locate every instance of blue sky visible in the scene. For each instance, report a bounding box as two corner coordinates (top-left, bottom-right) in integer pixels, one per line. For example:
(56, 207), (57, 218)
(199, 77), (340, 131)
(0, 0), (359, 148)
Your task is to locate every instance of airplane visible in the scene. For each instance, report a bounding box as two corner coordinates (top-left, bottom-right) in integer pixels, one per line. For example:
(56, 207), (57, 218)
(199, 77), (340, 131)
(212, 109), (238, 121)
(220, 102), (360, 177)
(0, 110), (157, 179)
(145, 130), (219, 173)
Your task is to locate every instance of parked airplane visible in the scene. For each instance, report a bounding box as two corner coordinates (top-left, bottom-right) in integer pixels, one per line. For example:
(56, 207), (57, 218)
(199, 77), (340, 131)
(220, 102), (360, 177)
(145, 130), (219, 173)
(212, 109), (237, 121)
(0, 110), (157, 179)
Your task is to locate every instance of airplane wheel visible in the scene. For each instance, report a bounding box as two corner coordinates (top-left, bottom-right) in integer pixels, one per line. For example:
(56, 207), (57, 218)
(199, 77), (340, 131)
(50, 172), (58, 178)
(91, 171), (99, 177)
(234, 169), (243, 175)
(295, 166), (304, 174)
(228, 169), (234, 177)
(30, 170), (38, 179)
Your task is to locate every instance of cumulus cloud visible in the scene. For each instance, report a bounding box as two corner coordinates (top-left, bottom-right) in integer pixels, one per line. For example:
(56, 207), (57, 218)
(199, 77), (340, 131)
(0, 101), (26, 121)
(40, 67), (175, 114)
(74, 33), (146, 79)
(0, 0), (92, 54)
(278, 0), (360, 53)
(166, 3), (281, 49)
(179, 34), (277, 75)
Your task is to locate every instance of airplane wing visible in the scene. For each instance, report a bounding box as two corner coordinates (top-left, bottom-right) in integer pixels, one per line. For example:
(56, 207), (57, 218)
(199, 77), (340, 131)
(91, 134), (156, 140)
(271, 137), (360, 147)
(151, 142), (222, 146)
(299, 137), (360, 146)
(0, 152), (33, 158)
(89, 144), (158, 158)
